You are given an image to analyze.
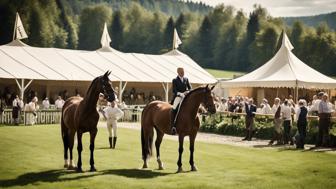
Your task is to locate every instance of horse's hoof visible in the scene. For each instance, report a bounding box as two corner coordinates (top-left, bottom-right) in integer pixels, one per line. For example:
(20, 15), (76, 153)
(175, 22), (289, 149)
(90, 167), (97, 172)
(176, 167), (183, 173)
(76, 167), (83, 173)
(191, 165), (198, 172)
(158, 166), (164, 170)
(63, 164), (68, 168)
(142, 164), (148, 169)
(67, 165), (77, 170)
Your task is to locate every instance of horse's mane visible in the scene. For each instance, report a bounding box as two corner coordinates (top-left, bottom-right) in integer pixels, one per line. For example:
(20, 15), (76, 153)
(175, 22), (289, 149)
(85, 76), (100, 97)
(184, 86), (206, 100)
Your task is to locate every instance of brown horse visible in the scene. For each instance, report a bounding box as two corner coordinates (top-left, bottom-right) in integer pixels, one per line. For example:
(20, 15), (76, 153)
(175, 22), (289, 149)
(61, 71), (115, 172)
(141, 85), (216, 172)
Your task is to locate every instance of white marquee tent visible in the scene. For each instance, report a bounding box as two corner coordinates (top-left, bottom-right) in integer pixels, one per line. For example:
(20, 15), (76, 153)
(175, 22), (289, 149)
(0, 21), (216, 101)
(220, 31), (336, 93)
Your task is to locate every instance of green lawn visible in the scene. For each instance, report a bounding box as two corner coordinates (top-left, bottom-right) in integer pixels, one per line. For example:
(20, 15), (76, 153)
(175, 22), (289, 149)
(205, 69), (245, 79)
(0, 125), (335, 189)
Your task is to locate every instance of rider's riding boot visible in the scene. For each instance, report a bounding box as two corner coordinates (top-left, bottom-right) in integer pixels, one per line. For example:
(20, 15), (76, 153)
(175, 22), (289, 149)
(112, 137), (117, 149)
(171, 109), (177, 135)
(109, 137), (112, 148)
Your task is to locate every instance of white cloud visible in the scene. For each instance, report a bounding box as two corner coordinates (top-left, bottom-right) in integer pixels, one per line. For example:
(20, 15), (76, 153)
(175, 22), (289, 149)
(187, 0), (336, 17)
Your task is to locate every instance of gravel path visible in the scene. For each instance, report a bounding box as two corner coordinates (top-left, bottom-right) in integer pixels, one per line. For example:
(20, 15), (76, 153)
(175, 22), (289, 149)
(97, 122), (296, 149)
(97, 122), (336, 152)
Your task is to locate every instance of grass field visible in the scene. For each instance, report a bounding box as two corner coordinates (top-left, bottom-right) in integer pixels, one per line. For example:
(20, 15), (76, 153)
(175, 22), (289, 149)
(0, 124), (335, 189)
(205, 69), (245, 79)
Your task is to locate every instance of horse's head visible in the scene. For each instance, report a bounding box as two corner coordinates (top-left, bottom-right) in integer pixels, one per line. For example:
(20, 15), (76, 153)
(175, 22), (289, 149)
(100, 71), (115, 102)
(202, 85), (216, 114)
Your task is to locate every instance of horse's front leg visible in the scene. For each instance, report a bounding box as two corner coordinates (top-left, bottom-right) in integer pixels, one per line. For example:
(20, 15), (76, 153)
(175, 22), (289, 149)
(177, 135), (184, 173)
(189, 133), (198, 171)
(89, 129), (98, 172)
(76, 132), (83, 172)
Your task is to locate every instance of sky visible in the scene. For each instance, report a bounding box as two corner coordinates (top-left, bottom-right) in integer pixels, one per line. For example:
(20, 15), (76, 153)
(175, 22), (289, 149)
(187, 0), (336, 17)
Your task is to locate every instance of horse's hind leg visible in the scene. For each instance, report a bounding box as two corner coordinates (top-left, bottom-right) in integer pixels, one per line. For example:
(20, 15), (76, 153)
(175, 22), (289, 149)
(155, 127), (164, 170)
(68, 130), (76, 170)
(62, 128), (69, 168)
(177, 135), (184, 173)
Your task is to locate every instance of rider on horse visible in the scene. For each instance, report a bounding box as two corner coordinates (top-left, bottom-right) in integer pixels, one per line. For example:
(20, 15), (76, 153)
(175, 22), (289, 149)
(171, 67), (191, 135)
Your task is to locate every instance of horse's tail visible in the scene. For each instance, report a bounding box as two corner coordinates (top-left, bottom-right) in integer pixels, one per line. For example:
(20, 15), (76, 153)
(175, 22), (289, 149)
(61, 107), (69, 160)
(141, 105), (153, 160)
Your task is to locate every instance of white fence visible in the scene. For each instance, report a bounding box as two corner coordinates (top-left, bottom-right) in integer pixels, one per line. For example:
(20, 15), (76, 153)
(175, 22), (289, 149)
(0, 107), (143, 125)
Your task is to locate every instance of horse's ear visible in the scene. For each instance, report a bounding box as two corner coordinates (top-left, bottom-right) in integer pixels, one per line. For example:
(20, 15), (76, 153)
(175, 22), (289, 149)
(205, 84), (209, 90)
(210, 85), (215, 91)
(107, 70), (111, 76)
(104, 71), (108, 77)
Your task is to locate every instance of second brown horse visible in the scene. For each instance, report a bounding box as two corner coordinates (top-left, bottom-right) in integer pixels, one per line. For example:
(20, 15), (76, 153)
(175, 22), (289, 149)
(141, 85), (216, 172)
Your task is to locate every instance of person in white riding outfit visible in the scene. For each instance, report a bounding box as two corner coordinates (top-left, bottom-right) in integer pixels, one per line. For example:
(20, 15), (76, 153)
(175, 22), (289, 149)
(103, 100), (124, 149)
(170, 67), (192, 135)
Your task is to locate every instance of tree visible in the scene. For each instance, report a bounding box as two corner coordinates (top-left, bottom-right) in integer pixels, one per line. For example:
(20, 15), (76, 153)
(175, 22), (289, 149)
(78, 5), (112, 50)
(110, 11), (124, 50)
(175, 13), (187, 41)
(290, 21), (305, 54)
(197, 16), (213, 68)
(162, 16), (174, 51)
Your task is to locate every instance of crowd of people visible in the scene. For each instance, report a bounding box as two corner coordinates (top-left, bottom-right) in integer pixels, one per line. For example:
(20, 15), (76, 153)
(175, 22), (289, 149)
(213, 92), (336, 148)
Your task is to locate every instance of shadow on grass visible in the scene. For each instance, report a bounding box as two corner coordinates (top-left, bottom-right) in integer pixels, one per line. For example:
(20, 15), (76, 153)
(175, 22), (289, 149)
(101, 168), (172, 178)
(0, 169), (96, 188)
(0, 168), (172, 187)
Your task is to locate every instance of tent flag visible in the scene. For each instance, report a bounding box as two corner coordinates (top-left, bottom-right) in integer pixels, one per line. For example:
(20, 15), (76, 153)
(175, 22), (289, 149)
(282, 30), (294, 51)
(14, 12), (28, 40)
(100, 22), (111, 48)
(173, 28), (182, 49)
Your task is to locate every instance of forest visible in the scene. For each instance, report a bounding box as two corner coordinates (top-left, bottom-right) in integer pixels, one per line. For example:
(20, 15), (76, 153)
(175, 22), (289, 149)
(0, 0), (335, 76)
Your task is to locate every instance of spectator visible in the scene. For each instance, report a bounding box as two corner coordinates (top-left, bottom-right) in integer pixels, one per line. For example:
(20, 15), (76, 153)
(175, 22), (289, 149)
(316, 93), (333, 147)
(295, 99), (308, 149)
(260, 98), (272, 114)
(242, 98), (256, 141)
(12, 95), (24, 125)
(42, 97), (50, 109)
(309, 92), (324, 115)
(55, 96), (65, 110)
(269, 98), (283, 145)
(281, 100), (294, 145)
(25, 97), (38, 125)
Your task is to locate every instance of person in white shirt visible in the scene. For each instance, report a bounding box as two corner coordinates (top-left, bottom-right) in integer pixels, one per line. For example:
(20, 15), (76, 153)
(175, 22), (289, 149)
(316, 93), (333, 147)
(42, 97), (50, 109)
(103, 101), (124, 149)
(25, 97), (38, 125)
(309, 92), (324, 115)
(260, 98), (272, 114)
(55, 96), (65, 110)
(269, 98), (283, 145)
(281, 100), (294, 145)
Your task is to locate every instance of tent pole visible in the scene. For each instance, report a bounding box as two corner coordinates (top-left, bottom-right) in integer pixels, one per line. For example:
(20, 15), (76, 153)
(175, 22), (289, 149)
(295, 80), (298, 104)
(15, 79), (32, 100)
(276, 88), (279, 97)
(161, 83), (169, 102)
(118, 81), (127, 103)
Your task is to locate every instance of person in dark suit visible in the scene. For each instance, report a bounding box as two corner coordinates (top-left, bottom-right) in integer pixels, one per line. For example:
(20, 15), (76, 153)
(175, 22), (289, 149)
(170, 67), (192, 135)
(243, 98), (257, 141)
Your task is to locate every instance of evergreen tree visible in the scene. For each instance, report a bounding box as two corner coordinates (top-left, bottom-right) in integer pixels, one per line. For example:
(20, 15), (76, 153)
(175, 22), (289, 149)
(197, 16), (213, 68)
(110, 11), (124, 50)
(162, 17), (174, 51)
